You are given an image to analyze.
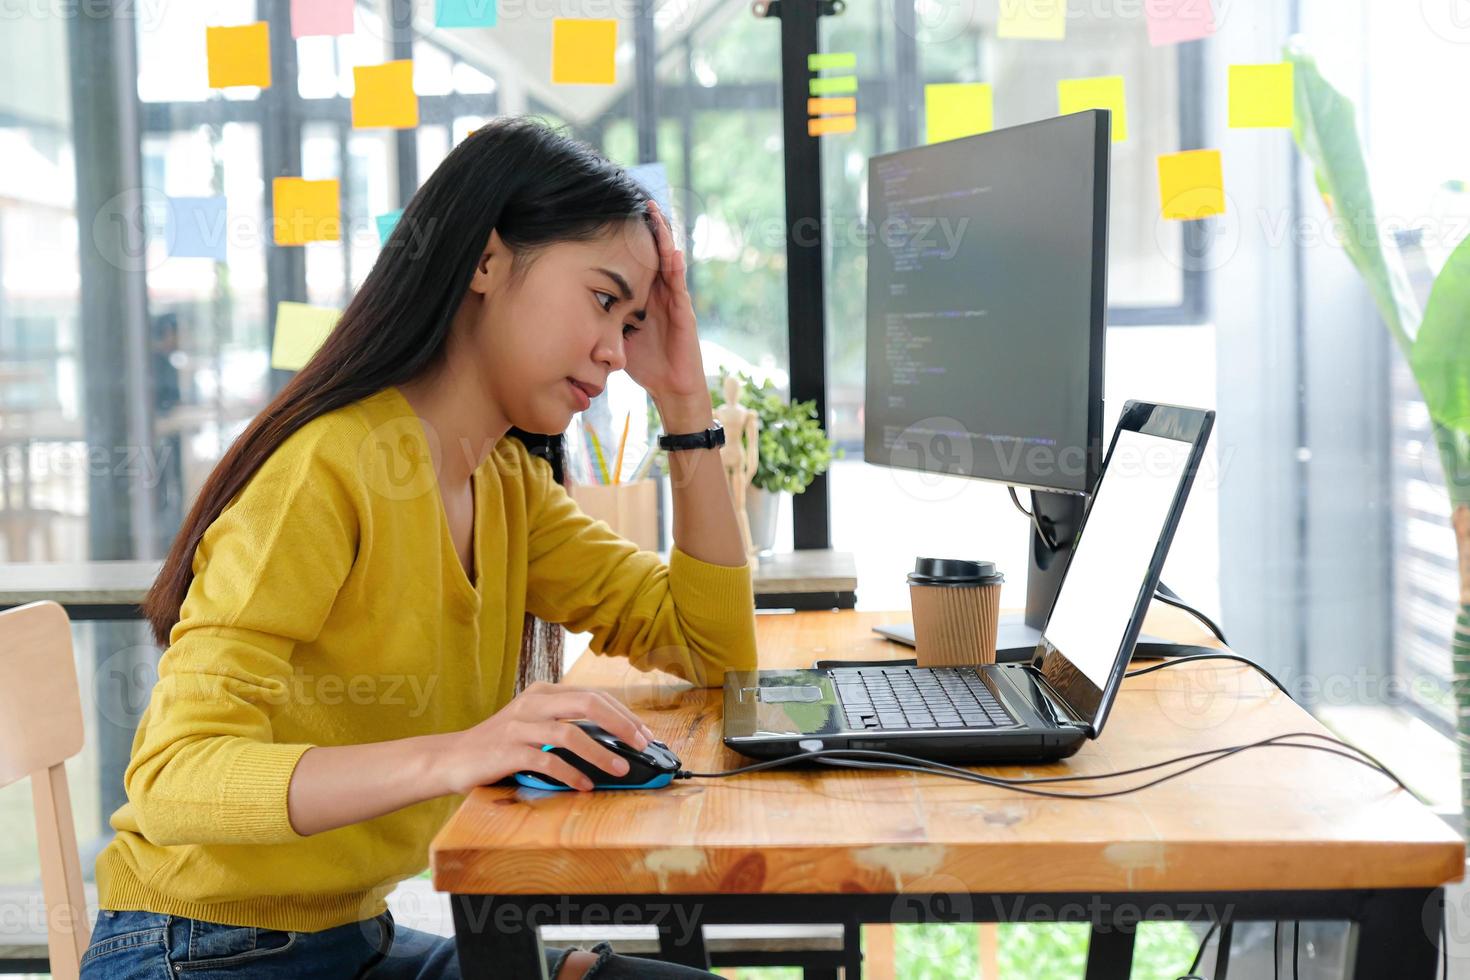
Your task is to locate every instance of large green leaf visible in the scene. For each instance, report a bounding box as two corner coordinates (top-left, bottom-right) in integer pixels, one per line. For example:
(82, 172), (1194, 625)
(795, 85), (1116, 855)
(1287, 44), (1422, 355)
(1414, 234), (1470, 441)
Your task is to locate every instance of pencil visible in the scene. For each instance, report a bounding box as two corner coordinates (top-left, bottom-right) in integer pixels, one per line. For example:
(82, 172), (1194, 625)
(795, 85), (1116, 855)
(588, 426), (611, 485)
(612, 411), (631, 485)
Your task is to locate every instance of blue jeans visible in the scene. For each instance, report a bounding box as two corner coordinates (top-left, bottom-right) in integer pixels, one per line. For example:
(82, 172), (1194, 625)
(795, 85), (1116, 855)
(79, 908), (718, 978)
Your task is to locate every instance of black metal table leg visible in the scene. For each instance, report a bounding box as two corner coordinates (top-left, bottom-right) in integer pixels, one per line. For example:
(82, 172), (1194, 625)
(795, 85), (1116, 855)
(1350, 888), (1441, 979)
(1084, 919), (1137, 980)
(451, 895), (548, 980)
(657, 912), (710, 969)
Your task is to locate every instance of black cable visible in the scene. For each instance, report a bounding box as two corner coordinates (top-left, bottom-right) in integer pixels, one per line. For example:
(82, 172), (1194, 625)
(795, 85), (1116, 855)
(1151, 587), (1230, 646)
(681, 732), (1409, 799)
(1008, 486), (1060, 551)
(1125, 653), (1294, 703)
(1293, 921), (1300, 979)
(1184, 919), (1218, 978)
(1274, 920), (1281, 980)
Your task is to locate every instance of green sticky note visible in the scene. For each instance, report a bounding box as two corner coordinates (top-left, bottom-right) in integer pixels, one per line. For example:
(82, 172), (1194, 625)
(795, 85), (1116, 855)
(997, 0), (1066, 40)
(925, 83), (993, 144)
(435, 0), (496, 27)
(807, 51), (856, 72)
(271, 302), (340, 371)
(1058, 75), (1128, 142)
(809, 75), (858, 96)
(1229, 62), (1294, 128)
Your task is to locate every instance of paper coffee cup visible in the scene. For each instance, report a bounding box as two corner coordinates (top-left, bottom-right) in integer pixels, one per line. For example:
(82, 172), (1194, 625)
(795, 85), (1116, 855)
(907, 558), (1004, 668)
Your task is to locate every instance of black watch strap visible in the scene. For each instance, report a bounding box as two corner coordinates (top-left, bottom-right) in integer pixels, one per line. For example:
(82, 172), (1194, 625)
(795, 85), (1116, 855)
(658, 419), (725, 452)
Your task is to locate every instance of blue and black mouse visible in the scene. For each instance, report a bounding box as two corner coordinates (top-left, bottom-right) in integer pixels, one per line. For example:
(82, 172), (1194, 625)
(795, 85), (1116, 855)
(514, 719), (682, 791)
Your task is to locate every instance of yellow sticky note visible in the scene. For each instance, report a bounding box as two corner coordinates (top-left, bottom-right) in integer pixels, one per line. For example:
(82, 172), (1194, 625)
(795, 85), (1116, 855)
(925, 83), (993, 144)
(1157, 150), (1225, 221)
(353, 61), (419, 129)
(998, 0), (1066, 40)
(272, 178), (341, 245)
(271, 302), (340, 371)
(1058, 76), (1128, 142)
(552, 19), (617, 85)
(808, 115), (856, 137)
(1229, 62), (1294, 128)
(206, 23), (271, 89)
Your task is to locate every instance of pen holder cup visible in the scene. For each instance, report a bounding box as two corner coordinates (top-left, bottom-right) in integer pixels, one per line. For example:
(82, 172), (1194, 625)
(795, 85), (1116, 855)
(568, 478), (660, 552)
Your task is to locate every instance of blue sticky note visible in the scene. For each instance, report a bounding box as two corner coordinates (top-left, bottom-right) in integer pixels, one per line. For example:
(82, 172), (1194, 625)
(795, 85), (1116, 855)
(627, 162), (672, 219)
(435, 0), (496, 27)
(168, 196), (228, 260)
(375, 208), (405, 245)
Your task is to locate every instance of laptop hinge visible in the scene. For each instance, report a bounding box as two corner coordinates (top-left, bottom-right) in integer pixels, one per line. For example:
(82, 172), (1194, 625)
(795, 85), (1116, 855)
(1027, 667), (1091, 733)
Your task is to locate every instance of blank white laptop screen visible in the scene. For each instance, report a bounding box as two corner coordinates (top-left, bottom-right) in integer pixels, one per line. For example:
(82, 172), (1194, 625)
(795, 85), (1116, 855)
(1040, 427), (1191, 691)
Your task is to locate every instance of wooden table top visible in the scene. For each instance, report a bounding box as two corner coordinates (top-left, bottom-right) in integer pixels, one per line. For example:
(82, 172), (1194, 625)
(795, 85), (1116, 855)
(431, 608), (1465, 896)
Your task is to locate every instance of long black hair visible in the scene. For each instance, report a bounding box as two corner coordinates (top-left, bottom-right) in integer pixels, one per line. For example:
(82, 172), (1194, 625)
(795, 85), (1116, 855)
(145, 116), (654, 688)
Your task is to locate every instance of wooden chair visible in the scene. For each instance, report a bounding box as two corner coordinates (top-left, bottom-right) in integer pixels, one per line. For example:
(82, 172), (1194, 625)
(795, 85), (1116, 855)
(0, 601), (90, 980)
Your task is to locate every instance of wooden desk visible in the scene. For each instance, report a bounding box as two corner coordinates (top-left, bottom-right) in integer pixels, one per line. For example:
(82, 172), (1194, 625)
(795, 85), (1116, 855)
(446, 608), (1460, 977)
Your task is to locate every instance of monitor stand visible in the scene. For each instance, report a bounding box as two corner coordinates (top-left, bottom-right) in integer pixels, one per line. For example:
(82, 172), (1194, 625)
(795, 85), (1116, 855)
(872, 489), (1188, 664)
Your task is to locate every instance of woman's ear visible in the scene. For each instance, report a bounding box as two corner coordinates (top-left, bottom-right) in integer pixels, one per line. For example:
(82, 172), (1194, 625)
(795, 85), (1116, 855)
(469, 229), (509, 296)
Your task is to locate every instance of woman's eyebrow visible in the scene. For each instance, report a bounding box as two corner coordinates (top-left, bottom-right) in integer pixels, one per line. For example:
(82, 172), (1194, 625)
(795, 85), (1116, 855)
(593, 267), (647, 320)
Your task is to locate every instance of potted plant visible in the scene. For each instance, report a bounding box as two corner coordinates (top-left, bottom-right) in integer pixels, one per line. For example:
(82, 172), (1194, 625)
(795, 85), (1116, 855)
(1288, 46), (1470, 825)
(708, 370), (844, 555)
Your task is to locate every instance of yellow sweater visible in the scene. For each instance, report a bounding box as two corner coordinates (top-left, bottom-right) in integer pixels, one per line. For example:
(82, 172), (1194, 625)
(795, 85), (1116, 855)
(95, 386), (758, 932)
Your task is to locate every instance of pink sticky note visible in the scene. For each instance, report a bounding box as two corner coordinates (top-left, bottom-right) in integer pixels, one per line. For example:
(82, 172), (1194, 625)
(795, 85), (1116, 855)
(1145, 0), (1216, 46)
(291, 0), (354, 38)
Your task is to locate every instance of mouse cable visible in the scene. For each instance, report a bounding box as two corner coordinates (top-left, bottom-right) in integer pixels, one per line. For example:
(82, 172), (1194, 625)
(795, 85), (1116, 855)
(678, 732), (1408, 800)
(1007, 486), (1061, 552)
(1125, 653), (1293, 702)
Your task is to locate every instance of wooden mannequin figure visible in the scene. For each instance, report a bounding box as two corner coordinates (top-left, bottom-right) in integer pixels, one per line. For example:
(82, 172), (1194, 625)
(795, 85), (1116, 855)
(714, 374), (761, 559)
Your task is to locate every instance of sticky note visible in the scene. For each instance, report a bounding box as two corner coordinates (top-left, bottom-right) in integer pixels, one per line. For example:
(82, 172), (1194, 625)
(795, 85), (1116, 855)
(809, 97), (857, 116)
(167, 196), (228, 260)
(375, 208), (404, 246)
(271, 302), (339, 371)
(807, 52), (856, 71)
(551, 19), (616, 85)
(435, 0), (497, 27)
(1229, 63), (1294, 128)
(809, 75), (858, 96)
(352, 61), (418, 129)
(291, 0), (353, 37)
(924, 83), (993, 144)
(998, 0), (1066, 40)
(626, 162), (673, 219)
(1157, 150), (1225, 221)
(808, 115), (856, 137)
(272, 178), (340, 245)
(206, 23), (271, 89)
(1057, 76), (1128, 142)
(1145, 0), (1216, 46)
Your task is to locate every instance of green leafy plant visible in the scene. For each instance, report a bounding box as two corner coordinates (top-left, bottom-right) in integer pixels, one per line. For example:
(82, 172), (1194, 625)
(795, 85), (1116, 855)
(1288, 45), (1470, 824)
(710, 370), (844, 495)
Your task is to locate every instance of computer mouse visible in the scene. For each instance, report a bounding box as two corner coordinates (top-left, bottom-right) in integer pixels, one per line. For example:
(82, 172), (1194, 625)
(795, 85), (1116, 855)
(514, 719), (682, 791)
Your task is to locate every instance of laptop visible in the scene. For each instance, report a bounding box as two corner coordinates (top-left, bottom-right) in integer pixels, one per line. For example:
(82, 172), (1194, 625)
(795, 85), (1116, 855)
(723, 401), (1215, 763)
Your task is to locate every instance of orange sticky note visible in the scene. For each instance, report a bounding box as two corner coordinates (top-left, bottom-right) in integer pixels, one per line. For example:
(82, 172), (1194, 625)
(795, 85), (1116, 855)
(552, 19), (617, 85)
(1058, 76), (1128, 142)
(808, 97), (857, 116)
(1229, 63), (1294, 128)
(206, 23), (271, 89)
(271, 302), (340, 371)
(925, 83), (993, 144)
(997, 0), (1066, 40)
(272, 178), (341, 245)
(1157, 150), (1225, 221)
(808, 115), (856, 137)
(353, 61), (419, 129)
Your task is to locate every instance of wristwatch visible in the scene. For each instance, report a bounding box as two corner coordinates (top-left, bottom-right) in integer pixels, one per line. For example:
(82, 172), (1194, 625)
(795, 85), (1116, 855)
(658, 418), (725, 452)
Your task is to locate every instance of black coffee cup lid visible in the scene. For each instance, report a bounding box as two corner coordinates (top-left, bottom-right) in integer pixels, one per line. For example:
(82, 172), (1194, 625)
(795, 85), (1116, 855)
(907, 557), (1004, 587)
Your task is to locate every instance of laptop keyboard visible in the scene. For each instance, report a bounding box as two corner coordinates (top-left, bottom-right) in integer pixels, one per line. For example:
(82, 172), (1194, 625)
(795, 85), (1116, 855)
(831, 665), (1017, 731)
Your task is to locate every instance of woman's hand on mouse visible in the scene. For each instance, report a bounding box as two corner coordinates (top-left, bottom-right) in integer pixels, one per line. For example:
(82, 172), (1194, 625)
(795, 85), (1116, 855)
(432, 682), (658, 795)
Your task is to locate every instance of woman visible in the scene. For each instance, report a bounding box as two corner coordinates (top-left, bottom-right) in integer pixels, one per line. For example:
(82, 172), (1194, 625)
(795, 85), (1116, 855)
(81, 117), (757, 979)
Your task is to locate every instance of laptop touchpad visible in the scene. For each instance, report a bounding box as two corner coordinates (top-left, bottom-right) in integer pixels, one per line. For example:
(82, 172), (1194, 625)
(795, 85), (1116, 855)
(759, 685), (824, 703)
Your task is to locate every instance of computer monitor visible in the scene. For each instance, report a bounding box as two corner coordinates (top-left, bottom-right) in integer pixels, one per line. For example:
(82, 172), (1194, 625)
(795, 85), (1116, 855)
(864, 110), (1110, 659)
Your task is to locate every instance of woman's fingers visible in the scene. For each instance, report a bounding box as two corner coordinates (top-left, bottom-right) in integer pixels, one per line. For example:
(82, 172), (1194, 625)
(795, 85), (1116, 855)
(525, 687), (654, 749)
(516, 746), (594, 792)
(534, 722), (632, 778)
